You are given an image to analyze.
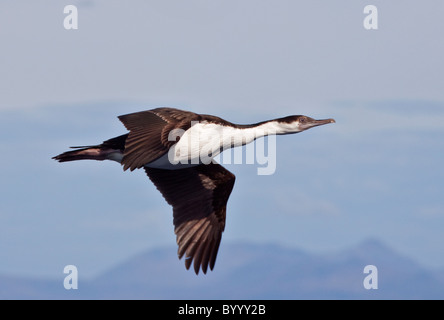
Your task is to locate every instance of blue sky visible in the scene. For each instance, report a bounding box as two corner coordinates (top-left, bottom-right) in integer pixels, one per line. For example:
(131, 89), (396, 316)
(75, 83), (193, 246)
(1, 1), (443, 278)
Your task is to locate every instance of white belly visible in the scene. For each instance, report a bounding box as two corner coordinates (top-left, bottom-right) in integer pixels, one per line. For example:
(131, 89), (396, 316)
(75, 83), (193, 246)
(144, 153), (199, 170)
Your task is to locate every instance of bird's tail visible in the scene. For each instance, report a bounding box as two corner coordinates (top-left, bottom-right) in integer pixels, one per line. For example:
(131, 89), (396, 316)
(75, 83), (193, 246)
(52, 146), (111, 162)
(53, 134), (127, 163)
(53, 134), (128, 162)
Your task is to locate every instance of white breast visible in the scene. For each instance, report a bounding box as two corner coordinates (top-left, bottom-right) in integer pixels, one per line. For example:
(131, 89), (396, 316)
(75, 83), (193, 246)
(145, 121), (277, 170)
(169, 123), (225, 165)
(143, 122), (258, 169)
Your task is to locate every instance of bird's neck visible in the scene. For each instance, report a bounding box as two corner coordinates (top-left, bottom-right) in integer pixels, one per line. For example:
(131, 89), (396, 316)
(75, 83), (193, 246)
(255, 120), (301, 135)
(218, 120), (300, 148)
(237, 119), (300, 135)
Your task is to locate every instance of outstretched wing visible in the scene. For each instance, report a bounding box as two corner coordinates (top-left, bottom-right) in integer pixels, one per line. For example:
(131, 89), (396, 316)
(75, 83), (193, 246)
(118, 108), (199, 171)
(145, 163), (235, 274)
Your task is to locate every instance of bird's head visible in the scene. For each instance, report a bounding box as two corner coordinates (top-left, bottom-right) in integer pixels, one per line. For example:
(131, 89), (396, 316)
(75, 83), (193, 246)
(271, 115), (336, 134)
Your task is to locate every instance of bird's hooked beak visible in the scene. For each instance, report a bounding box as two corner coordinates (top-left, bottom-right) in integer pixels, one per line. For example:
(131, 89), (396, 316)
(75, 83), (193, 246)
(299, 117), (335, 131)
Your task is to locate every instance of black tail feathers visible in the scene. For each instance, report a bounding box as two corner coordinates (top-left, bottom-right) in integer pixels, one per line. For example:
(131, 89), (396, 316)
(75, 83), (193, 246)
(53, 134), (127, 163)
(52, 146), (107, 162)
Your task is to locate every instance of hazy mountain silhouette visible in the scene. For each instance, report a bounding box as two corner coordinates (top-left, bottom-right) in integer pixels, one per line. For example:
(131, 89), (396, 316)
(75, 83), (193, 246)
(1, 239), (443, 299)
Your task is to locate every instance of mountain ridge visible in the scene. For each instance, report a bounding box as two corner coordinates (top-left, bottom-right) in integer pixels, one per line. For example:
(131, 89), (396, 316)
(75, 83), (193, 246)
(1, 239), (443, 299)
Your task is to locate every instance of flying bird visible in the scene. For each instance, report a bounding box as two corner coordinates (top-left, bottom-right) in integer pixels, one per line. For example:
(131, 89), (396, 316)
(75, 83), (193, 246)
(53, 107), (335, 274)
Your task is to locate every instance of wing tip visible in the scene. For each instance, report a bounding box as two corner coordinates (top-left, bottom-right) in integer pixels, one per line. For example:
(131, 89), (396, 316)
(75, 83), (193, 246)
(178, 236), (221, 275)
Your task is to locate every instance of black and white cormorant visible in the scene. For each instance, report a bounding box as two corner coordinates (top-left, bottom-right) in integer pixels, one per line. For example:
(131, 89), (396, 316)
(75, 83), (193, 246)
(53, 107), (335, 274)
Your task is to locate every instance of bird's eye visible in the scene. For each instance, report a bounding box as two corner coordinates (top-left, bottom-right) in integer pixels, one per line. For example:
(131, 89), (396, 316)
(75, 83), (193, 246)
(299, 117), (306, 123)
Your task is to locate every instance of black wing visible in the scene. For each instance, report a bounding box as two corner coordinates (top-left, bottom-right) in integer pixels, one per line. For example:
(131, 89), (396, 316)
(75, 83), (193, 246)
(118, 108), (200, 171)
(144, 163), (235, 274)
